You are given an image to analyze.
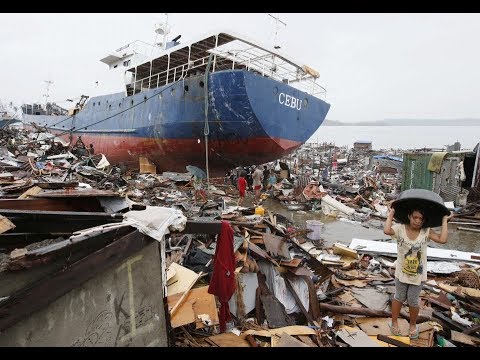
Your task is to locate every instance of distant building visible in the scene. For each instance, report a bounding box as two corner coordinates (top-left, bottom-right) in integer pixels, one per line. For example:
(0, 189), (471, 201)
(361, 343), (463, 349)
(353, 140), (372, 151)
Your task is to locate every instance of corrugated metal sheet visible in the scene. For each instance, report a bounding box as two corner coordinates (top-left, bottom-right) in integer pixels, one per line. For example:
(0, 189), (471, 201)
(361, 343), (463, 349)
(401, 153), (434, 191)
(433, 156), (462, 202)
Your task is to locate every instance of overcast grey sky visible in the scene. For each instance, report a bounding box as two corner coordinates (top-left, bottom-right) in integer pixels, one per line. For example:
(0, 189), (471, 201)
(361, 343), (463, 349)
(1, 13), (480, 123)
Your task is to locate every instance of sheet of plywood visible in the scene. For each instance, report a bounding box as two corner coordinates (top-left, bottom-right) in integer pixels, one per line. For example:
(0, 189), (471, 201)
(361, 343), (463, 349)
(167, 262), (199, 296)
(167, 285), (219, 329)
(272, 332), (311, 347)
(206, 332), (250, 347)
(356, 318), (433, 337)
(336, 325), (381, 347)
(243, 325), (316, 338)
(0, 215), (15, 234)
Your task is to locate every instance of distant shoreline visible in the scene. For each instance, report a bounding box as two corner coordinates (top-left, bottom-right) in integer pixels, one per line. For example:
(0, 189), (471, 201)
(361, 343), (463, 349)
(323, 119), (480, 126)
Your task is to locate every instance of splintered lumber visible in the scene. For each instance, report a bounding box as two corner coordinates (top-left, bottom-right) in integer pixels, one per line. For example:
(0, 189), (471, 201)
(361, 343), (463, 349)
(332, 242), (359, 259)
(170, 271), (204, 315)
(319, 303), (431, 322)
(0, 215), (15, 234)
(376, 335), (411, 347)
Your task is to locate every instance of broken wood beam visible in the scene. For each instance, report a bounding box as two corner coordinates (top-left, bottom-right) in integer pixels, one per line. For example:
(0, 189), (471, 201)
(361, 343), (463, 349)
(376, 334), (411, 347)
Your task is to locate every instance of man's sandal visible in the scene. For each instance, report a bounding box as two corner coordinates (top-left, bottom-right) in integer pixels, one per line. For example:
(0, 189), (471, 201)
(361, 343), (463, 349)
(388, 322), (402, 336)
(409, 325), (419, 340)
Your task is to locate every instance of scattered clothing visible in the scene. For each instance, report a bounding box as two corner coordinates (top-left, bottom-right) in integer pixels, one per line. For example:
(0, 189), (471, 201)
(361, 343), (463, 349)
(428, 152), (448, 173)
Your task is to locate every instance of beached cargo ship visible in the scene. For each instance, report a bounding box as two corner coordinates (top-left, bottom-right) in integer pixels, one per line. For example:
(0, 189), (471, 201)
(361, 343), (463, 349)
(21, 28), (330, 175)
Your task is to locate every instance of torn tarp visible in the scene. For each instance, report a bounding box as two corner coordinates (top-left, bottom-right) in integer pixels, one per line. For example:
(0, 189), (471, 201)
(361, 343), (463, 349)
(123, 206), (187, 242)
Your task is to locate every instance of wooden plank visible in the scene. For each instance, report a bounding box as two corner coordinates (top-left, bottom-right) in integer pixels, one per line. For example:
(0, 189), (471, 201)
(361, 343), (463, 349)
(272, 332), (311, 347)
(206, 332), (250, 347)
(166, 285), (219, 329)
(167, 262), (199, 296)
(451, 330), (480, 346)
(17, 186), (42, 199)
(0, 215), (15, 234)
(169, 272), (204, 315)
(243, 325), (317, 337)
(0, 198), (103, 212)
(336, 326), (381, 347)
(376, 334), (411, 347)
(0, 229), (152, 332)
(332, 242), (359, 259)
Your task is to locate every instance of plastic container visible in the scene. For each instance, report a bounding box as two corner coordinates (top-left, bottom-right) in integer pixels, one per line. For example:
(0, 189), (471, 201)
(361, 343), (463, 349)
(306, 220), (323, 241)
(255, 206), (265, 216)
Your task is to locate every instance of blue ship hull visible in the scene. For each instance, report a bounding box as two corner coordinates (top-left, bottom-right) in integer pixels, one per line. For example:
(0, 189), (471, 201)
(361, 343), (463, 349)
(23, 70), (330, 175)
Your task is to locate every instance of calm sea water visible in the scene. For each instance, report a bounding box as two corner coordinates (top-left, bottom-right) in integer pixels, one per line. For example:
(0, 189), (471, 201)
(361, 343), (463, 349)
(308, 126), (480, 150)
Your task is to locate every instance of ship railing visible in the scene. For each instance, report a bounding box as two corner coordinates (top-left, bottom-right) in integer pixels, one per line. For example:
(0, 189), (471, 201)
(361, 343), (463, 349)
(127, 52), (326, 98)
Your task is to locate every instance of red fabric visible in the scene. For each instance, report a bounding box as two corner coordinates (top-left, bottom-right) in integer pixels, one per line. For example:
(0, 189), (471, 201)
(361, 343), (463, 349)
(239, 189), (246, 197)
(208, 220), (236, 332)
(238, 177), (247, 192)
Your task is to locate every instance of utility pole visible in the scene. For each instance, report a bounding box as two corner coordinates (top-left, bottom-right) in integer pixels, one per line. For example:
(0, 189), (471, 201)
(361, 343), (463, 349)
(268, 13), (287, 49)
(44, 80), (53, 115)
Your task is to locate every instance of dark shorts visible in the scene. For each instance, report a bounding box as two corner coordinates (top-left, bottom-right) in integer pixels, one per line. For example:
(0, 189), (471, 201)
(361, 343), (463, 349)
(254, 185), (261, 191)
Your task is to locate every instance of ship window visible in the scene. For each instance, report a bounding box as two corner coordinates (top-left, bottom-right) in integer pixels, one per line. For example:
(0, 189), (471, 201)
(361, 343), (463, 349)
(144, 96), (147, 101)
(159, 94), (162, 99)
(119, 103), (121, 107)
(131, 100), (134, 106)
(199, 81), (204, 88)
(184, 85), (189, 92)
(273, 86), (278, 94)
(98, 102), (100, 106)
(123, 60), (131, 67)
(171, 89), (175, 96)
(303, 99), (308, 107)
(109, 105), (112, 110)
(93, 103), (95, 107)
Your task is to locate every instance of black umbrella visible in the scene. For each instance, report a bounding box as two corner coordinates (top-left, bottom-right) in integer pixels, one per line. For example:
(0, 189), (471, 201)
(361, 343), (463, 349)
(391, 189), (450, 228)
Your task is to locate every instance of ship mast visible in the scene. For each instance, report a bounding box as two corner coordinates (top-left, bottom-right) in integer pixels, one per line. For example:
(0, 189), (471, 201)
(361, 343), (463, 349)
(268, 13), (287, 49)
(154, 13), (170, 51)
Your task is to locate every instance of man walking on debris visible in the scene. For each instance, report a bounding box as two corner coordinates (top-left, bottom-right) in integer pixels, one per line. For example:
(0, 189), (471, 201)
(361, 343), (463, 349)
(262, 165), (270, 190)
(188, 174), (207, 205)
(252, 165), (263, 205)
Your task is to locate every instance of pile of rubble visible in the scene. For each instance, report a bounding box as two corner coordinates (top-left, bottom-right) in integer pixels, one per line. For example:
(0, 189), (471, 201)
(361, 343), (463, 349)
(0, 125), (479, 347)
